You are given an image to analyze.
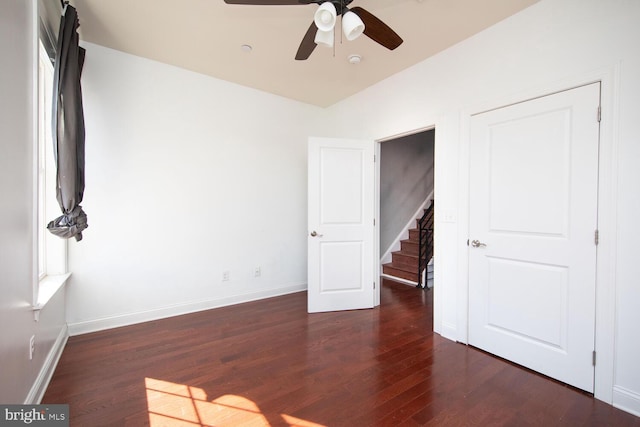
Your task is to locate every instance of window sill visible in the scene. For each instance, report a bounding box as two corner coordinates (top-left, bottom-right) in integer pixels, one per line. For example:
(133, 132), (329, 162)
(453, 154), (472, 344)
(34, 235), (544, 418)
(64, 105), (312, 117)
(33, 272), (71, 321)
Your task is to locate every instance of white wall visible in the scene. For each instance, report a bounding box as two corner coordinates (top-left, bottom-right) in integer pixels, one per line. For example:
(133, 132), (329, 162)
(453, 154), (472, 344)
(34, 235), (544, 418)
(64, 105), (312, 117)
(0, 0), (68, 404)
(325, 0), (640, 416)
(380, 130), (434, 253)
(66, 43), (324, 333)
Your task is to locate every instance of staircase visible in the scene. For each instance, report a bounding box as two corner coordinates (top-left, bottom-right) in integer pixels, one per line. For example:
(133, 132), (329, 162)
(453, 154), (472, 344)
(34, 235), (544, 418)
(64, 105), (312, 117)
(382, 201), (434, 288)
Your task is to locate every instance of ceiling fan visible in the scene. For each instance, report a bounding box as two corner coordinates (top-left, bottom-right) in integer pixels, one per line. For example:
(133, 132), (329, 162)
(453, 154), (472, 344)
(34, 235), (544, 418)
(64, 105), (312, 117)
(223, 0), (403, 60)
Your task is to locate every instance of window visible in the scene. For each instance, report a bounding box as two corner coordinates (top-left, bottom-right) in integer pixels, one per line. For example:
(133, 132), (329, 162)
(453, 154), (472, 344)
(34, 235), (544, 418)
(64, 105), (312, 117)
(35, 40), (69, 311)
(37, 41), (51, 279)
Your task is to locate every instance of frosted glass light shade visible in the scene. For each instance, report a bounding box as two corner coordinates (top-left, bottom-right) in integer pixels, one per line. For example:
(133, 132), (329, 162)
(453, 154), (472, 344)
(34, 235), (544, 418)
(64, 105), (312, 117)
(314, 2), (337, 32)
(314, 28), (334, 48)
(342, 10), (364, 41)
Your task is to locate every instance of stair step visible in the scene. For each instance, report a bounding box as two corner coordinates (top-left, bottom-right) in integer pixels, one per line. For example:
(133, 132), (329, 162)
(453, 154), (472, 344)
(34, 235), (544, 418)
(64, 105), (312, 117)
(382, 262), (419, 282)
(400, 239), (419, 255)
(408, 228), (434, 242)
(391, 251), (419, 268)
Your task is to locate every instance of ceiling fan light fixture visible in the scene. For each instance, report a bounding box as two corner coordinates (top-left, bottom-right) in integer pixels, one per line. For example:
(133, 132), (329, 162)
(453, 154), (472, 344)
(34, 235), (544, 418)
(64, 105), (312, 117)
(342, 10), (365, 41)
(314, 2), (337, 32)
(314, 28), (334, 48)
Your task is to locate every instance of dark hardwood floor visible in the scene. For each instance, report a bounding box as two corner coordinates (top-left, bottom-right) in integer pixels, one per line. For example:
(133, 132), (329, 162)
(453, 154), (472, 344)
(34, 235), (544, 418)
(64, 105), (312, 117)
(43, 279), (640, 426)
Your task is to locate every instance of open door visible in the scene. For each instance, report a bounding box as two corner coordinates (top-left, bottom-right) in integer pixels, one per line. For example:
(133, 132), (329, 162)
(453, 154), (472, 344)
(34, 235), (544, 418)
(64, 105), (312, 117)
(308, 137), (376, 313)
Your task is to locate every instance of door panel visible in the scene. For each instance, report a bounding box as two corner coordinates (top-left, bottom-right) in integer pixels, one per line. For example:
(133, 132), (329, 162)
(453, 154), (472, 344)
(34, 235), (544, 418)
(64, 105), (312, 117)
(320, 148), (364, 224)
(486, 258), (568, 349)
(308, 137), (375, 313)
(469, 83), (600, 392)
(487, 109), (570, 236)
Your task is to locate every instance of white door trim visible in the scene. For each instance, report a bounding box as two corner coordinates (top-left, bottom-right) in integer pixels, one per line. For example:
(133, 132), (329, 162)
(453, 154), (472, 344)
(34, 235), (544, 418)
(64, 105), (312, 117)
(374, 124), (437, 309)
(457, 66), (620, 404)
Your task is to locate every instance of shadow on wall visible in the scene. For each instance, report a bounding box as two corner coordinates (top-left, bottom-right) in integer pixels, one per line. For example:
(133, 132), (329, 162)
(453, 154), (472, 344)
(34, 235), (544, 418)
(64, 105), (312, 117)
(380, 129), (435, 255)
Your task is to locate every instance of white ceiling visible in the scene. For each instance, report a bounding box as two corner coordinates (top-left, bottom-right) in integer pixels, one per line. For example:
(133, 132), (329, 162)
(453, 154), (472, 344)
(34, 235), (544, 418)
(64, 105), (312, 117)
(71, 0), (540, 107)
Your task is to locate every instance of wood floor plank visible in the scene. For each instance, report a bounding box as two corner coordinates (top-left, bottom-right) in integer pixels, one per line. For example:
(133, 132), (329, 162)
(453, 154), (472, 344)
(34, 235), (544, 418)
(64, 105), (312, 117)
(43, 280), (640, 426)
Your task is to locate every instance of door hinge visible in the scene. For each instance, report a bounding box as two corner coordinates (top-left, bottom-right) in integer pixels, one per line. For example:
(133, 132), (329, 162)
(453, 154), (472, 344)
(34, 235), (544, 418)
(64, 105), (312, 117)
(466, 239), (470, 246)
(374, 155), (376, 162)
(592, 351), (596, 366)
(597, 106), (601, 123)
(373, 281), (376, 289)
(373, 218), (376, 226)
(595, 229), (599, 246)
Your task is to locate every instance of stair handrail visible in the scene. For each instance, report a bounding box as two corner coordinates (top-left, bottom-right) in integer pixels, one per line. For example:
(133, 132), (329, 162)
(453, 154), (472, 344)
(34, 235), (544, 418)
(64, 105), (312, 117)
(417, 200), (434, 289)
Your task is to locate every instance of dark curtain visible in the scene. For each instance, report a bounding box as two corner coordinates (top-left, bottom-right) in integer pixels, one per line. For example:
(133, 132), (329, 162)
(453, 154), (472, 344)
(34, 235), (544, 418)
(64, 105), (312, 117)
(47, 4), (87, 241)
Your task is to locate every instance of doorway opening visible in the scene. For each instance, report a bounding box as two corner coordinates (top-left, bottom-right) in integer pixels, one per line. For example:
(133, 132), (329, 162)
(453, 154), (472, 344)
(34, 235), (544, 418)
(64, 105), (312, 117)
(378, 128), (435, 290)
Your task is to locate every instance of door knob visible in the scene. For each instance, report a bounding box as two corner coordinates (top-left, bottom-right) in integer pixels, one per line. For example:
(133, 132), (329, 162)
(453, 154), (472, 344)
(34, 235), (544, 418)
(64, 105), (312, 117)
(310, 231), (323, 237)
(471, 239), (487, 248)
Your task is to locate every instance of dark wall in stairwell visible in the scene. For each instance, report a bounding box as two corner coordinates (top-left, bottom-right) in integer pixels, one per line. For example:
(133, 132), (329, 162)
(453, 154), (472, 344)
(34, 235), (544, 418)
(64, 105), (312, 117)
(380, 129), (435, 256)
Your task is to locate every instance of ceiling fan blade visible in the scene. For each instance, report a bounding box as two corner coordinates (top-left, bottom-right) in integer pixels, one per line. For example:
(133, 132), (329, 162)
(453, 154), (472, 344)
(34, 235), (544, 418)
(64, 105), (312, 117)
(351, 6), (403, 50)
(224, 0), (315, 5)
(295, 21), (318, 60)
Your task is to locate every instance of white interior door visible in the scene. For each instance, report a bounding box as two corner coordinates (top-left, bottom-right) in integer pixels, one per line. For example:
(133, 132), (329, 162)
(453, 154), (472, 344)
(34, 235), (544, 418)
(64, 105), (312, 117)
(308, 137), (375, 313)
(468, 83), (600, 392)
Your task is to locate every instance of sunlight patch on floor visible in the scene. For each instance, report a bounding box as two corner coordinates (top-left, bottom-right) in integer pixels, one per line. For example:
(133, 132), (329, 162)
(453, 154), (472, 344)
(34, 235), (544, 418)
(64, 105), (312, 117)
(145, 377), (326, 427)
(280, 414), (327, 427)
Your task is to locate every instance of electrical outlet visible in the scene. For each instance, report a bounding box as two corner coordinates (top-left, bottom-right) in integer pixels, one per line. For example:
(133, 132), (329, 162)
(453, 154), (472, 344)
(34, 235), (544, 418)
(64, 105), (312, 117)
(254, 266), (261, 277)
(29, 335), (35, 360)
(222, 271), (230, 281)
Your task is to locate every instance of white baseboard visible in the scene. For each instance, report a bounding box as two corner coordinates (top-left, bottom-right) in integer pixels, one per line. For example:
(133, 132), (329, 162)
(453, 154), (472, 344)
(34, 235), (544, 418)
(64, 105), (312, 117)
(381, 273), (417, 287)
(68, 283), (307, 336)
(25, 325), (69, 404)
(439, 321), (458, 342)
(613, 385), (640, 417)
